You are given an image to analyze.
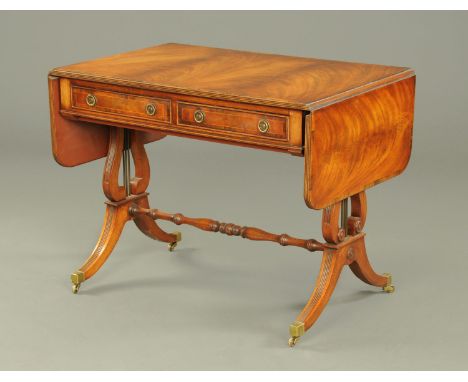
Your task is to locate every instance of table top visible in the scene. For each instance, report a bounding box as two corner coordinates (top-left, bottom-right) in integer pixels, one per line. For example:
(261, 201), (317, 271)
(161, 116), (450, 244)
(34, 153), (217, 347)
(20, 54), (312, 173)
(50, 43), (413, 110)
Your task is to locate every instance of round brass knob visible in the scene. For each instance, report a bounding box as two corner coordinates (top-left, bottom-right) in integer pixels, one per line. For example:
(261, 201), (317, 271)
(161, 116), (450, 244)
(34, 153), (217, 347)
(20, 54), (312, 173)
(145, 103), (156, 116)
(86, 94), (97, 107)
(258, 119), (270, 133)
(194, 109), (205, 123)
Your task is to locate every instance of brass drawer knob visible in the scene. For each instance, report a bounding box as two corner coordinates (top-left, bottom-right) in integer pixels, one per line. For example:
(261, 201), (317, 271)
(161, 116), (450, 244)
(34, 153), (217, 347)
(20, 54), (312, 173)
(86, 94), (97, 107)
(146, 103), (156, 116)
(258, 119), (270, 133)
(194, 109), (205, 123)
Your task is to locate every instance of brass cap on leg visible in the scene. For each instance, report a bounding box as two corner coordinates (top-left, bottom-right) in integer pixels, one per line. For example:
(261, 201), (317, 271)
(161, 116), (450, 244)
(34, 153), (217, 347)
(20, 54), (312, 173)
(70, 271), (85, 284)
(173, 231), (182, 242)
(168, 231), (182, 252)
(70, 271), (85, 294)
(288, 321), (305, 347)
(382, 273), (395, 293)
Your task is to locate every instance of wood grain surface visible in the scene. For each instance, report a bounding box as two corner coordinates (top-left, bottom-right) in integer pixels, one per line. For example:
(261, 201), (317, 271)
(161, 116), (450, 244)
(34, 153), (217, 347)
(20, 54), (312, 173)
(177, 102), (289, 141)
(50, 43), (413, 110)
(304, 76), (416, 209)
(50, 44), (415, 210)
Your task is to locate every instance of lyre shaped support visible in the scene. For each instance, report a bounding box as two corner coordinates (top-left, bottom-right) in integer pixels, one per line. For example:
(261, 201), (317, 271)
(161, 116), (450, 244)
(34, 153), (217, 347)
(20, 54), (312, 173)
(129, 130), (151, 195)
(69, 127), (393, 349)
(102, 127), (127, 202)
(70, 127), (180, 293)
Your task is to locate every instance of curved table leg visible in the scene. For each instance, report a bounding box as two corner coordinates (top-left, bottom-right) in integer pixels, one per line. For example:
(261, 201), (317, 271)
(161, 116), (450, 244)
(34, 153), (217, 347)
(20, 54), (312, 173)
(70, 201), (130, 293)
(288, 246), (347, 347)
(349, 237), (394, 293)
(347, 192), (394, 293)
(133, 196), (182, 251)
(289, 193), (394, 347)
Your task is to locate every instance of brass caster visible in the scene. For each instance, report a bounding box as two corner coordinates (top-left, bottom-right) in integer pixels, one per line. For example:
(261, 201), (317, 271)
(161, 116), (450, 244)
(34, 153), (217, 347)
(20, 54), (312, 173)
(382, 273), (395, 293)
(288, 336), (300, 347)
(70, 271), (85, 294)
(72, 283), (80, 294)
(168, 231), (182, 252)
(288, 320), (304, 348)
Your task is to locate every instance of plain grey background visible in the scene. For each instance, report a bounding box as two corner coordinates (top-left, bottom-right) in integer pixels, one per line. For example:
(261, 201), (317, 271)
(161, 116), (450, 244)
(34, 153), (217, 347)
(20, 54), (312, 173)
(0, 11), (467, 370)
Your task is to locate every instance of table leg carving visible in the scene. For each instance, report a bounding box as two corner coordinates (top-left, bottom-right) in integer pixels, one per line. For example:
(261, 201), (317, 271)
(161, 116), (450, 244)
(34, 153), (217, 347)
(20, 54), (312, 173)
(289, 192), (394, 347)
(71, 201), (130, 293)
(289, 247), (347, 347)
(129, 130), (150, 195)
(102, 127), (127, 202)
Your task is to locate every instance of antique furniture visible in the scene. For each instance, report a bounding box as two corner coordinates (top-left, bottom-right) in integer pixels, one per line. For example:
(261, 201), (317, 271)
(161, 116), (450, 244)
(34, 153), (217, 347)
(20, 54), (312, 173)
(48, 43), (415, 347)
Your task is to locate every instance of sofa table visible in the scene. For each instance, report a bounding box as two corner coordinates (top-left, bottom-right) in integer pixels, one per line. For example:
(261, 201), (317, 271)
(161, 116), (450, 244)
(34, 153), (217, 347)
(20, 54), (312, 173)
(48, 43), (415, 347)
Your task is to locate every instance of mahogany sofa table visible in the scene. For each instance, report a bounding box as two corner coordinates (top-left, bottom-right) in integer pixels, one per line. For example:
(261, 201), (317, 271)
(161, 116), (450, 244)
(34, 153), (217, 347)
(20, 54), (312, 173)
(48, 43), (415, 347)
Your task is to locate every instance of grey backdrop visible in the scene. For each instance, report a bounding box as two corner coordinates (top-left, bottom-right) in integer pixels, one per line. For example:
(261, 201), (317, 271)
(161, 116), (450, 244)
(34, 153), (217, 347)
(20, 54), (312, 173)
(0, 11), (467, 370)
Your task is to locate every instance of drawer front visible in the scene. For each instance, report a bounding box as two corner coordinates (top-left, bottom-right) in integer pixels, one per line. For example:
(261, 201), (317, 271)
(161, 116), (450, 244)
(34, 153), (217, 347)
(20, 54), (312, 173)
(71, 85), (171, 123)
(177, 102), (289, 141)
(60, 78), (303, 155)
